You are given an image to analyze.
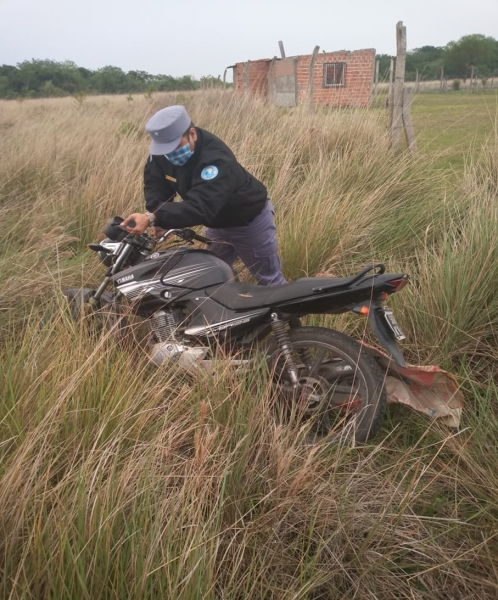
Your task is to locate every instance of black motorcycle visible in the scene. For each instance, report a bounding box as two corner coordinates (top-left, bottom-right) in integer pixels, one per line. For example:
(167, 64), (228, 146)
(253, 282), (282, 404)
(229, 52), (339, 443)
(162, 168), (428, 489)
(64, 217), (409, 443)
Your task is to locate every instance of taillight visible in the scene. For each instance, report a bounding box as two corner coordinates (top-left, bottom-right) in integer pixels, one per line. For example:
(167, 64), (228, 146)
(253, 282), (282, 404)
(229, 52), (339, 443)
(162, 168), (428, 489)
(387, 277), (409, 293)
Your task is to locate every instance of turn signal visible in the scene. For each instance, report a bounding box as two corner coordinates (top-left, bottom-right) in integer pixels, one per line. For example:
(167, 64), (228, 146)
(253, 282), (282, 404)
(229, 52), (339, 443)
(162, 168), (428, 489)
(359, 306), (370, 316)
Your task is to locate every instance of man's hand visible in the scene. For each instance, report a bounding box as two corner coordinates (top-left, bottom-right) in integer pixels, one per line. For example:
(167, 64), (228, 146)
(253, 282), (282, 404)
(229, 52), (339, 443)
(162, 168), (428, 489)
(121, 213), (150, 234)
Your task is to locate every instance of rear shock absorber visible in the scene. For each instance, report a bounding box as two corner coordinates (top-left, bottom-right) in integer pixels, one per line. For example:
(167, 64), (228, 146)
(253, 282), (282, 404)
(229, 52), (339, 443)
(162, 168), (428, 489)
(290, 317), (314, 371)
(271, 313), (299, 386)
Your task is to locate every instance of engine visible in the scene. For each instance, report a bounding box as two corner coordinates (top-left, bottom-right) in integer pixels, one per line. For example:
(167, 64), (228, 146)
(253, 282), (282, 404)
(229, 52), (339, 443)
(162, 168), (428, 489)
(148, 309), (208, 372)
(150, 309), (183, 343)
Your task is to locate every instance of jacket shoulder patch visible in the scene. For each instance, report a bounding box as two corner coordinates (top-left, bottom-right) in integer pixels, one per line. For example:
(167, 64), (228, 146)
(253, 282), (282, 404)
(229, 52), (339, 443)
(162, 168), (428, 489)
(201, 166), (219, 181)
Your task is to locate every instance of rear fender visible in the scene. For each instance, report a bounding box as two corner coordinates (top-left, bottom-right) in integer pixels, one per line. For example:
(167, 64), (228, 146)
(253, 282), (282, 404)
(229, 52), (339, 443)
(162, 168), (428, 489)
(348, 300), (407, 367)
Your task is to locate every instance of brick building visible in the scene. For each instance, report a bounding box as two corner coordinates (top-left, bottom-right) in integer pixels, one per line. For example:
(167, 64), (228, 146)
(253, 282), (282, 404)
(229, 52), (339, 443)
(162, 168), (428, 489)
(234, 49), (376, 108)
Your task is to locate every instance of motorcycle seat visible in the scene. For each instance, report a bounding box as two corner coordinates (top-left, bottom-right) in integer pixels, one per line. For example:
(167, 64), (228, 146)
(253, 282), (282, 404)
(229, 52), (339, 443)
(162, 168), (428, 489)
(205, 276), (357, 311)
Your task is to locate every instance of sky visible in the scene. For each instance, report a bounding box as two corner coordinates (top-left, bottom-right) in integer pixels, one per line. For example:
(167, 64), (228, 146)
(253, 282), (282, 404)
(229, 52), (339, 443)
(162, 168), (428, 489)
(1, 0), (497, 79)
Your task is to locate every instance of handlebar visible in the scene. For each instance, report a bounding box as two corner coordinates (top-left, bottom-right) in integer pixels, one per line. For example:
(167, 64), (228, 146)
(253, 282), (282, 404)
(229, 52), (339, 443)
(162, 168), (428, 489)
(157, 228), (211, 245)
(103, 216), (210, 247)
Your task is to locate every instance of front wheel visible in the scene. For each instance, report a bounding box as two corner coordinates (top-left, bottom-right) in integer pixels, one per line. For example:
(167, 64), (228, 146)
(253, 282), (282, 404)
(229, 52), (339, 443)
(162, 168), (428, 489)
(267, 326), (387, 444)
(63, 288), (128, 340)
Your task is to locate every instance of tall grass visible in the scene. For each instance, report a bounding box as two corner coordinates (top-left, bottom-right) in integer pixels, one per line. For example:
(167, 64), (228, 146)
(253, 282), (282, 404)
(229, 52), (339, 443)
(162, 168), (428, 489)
(1, 91), (497, 598)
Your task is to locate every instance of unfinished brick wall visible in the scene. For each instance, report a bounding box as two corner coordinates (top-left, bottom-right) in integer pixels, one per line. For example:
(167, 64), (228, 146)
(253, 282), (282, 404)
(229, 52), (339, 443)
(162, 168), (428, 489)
(235, 48), (375, 108)
(234, 60), (270, 97)
(296, 49), (375, 107)
(271, 58), (298, 106)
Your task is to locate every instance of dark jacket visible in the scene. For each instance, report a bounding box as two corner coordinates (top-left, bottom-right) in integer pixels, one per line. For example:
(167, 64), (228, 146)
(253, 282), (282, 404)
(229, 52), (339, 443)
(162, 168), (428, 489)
(144, 128), (268, 229)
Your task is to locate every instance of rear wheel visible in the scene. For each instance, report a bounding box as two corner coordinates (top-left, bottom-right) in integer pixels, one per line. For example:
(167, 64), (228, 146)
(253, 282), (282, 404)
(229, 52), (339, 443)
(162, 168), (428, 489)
(267, 326), (387, 443)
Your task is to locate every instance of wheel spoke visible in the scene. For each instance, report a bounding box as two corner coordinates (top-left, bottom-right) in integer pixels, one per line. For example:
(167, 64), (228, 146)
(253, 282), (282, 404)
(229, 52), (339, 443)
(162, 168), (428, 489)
(307, 349), (326, 377)
(329, 384), (356, 395)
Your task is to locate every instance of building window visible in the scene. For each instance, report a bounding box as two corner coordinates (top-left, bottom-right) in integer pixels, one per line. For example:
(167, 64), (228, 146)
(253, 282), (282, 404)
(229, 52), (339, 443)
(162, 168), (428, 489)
(323, 63), (346, 87)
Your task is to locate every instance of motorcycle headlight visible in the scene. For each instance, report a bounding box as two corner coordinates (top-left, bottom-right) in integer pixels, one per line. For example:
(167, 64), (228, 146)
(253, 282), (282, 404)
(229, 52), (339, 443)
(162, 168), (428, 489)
(99, 239), (120, 266)
(98, 251), (113, 267)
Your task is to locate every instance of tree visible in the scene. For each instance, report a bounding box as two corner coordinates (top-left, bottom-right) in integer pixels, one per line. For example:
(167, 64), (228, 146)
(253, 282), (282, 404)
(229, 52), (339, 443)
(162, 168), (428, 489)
(199, 75), (224, 89)
(443, 34), (498, 78)
(377, 47), (444, 82)
(0, 59), (220, 98)
(40, 80), (61, 97)
(92, 66), (128, 94)
(375, 54), (393, 80)
(0, 75), (11, 97)
(176, 75), (198, 91)
(406, 46), (444, 80)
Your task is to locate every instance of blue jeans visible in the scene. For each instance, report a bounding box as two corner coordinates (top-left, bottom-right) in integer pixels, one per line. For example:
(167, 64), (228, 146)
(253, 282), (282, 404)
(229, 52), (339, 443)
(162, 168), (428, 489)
(206, 200), (286, 286)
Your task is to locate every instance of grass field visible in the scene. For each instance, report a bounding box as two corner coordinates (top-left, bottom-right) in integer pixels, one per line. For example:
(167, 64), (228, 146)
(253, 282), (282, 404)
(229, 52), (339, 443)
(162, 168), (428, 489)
(372, 87), (498, 171)
(0, 90), (497, 599)
(412, 90), (498, 170)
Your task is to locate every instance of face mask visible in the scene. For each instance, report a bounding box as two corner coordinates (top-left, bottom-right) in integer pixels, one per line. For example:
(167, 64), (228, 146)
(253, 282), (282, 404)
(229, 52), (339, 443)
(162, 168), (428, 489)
(165, 141), (194, 166)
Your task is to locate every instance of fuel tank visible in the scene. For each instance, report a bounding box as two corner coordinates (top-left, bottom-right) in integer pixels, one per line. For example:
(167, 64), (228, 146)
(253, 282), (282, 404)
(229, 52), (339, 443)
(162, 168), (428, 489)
(112, 246), (235, 300)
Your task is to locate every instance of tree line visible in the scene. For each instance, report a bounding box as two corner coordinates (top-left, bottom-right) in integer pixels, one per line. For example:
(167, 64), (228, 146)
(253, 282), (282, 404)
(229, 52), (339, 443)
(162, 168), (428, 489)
(2, 33), (497, 99)
(377, 34), (498, 82)
(0, 60), (225, 99)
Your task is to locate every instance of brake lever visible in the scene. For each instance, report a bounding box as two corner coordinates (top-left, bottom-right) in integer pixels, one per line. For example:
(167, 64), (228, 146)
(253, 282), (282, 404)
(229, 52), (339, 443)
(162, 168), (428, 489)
(157, 232), (175, 244)
(154, 228), (211, 246)
(155, 228), (186, 244)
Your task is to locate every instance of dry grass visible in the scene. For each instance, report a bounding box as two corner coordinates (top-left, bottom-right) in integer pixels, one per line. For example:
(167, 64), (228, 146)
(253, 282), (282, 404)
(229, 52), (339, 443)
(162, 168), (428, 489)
(1, 91), (497, 599)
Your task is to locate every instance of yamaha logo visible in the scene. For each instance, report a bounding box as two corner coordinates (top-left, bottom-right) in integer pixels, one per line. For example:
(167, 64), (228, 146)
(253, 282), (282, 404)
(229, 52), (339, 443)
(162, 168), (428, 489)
(117, 274), (134, 284)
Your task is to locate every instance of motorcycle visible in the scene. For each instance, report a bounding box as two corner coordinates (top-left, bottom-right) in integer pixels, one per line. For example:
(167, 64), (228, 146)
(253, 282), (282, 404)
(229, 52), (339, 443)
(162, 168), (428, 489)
(64, 216), (410, 443)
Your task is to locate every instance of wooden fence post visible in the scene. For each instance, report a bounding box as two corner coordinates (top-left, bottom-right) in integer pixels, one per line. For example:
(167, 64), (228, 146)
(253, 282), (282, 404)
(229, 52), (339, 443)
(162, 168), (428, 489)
(470, 65), (476, 93)
(294, 57), (299, 106)
(415, 69), (420, 93)
(439, 67), (444, 93)
(245, 61), (251, 92)
(268, 57), (276, 103)
(373, 59), (380, 99)
(391, 21), (406, 152)
(388, 57), (394, 124)
(402, 87), (417, 156)
(308, 45), (320, 111)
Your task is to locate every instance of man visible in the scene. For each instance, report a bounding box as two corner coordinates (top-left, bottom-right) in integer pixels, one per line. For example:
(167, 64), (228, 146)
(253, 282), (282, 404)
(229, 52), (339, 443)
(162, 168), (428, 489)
(121, 105), (286, 286)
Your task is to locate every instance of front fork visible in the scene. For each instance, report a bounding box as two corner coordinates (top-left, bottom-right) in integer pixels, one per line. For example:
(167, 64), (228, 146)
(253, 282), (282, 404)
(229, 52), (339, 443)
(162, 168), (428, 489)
(88, 243), (134, 307)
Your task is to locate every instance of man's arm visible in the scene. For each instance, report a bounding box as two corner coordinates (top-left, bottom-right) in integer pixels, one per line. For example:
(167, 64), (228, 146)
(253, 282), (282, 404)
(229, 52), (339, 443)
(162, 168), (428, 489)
(153, 160), (236, 229)
(120, 157), (177, 235)
(144, 156), (176, 213)
(122, 158), (236, 234)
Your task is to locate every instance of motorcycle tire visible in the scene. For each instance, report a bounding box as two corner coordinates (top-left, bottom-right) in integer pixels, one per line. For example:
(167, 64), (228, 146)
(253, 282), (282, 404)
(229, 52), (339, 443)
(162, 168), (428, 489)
(64, 288), (128, 340)
(267, 326), (387, 444)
